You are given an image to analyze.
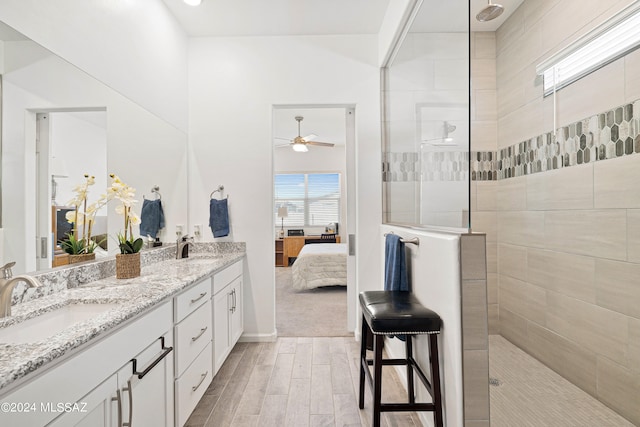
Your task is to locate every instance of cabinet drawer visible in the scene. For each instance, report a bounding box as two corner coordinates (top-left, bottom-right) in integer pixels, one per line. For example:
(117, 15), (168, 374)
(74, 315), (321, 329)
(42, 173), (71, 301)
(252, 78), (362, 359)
(175, 278), (211, 322)
(175, 301), (212, 377)
(213, 260), (242, 295)
(175, 342), (212, 427)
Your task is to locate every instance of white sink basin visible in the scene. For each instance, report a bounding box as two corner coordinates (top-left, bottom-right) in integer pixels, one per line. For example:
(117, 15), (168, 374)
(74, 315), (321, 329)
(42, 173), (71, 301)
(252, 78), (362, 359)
(0, 303), (121, 344)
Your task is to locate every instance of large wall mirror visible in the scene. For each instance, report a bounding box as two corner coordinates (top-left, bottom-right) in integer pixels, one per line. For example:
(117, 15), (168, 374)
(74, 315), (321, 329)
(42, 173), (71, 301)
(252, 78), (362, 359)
(382, 0), (470, 230)
(0, 21), (188, 274)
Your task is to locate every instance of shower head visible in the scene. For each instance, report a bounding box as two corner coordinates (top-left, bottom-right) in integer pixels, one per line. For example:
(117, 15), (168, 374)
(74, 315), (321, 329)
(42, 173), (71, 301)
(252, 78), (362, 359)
(476, 1), (504, 22)
(422, 121), (457, 146)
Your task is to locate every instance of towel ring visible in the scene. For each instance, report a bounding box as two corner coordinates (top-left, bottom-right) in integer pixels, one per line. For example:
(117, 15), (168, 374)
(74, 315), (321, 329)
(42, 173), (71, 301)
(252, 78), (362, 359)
(384, 231), (419, 246)
(210, 185), (228, 200)
(145, 186), (161, 200)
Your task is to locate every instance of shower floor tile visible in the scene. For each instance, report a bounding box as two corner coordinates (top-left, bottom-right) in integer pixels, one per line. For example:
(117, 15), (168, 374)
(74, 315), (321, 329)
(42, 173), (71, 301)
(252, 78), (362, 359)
(490, 335), (634, 427)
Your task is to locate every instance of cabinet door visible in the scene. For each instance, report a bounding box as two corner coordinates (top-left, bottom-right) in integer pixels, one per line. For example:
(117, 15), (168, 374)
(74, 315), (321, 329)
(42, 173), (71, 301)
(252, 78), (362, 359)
(213, 287), (231, 373)
(230, 277), (243, 345)
(48, 374), (117, 427)
(118, 333), (174, 427)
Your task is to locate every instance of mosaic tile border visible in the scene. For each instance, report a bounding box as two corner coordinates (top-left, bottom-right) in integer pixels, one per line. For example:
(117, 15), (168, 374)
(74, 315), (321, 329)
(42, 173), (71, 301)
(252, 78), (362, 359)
(497, 100), (640, 180)
(383, 151), (470, 182)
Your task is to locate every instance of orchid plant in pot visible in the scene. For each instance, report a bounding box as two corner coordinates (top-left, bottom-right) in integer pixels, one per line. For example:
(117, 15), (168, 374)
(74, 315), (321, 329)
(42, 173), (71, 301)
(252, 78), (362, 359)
(61, 174), (107, 264)
(108, 174), (144, 279)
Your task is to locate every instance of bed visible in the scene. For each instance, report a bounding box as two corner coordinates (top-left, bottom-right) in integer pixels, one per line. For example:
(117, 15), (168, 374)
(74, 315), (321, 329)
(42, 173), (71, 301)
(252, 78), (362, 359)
(291, 243), (347, 290)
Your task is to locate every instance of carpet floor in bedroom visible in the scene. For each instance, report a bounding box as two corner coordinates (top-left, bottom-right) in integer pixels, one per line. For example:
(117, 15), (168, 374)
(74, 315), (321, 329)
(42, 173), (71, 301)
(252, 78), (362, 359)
(276, 267), (350, 337)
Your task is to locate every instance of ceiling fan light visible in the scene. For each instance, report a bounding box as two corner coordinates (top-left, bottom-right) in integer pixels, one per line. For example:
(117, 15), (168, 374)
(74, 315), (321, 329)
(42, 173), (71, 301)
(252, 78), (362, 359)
(292, 143), (308, 152)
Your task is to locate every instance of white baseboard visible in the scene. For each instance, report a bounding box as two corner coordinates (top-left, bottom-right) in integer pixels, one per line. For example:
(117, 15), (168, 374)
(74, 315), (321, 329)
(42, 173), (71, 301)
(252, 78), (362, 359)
(238, 331), (277, 342)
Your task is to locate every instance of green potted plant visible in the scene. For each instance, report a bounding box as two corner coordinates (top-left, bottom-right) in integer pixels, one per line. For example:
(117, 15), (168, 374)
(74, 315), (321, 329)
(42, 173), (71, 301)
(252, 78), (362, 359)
(61, 174), (106, 264)
(108, 174), (144, 279)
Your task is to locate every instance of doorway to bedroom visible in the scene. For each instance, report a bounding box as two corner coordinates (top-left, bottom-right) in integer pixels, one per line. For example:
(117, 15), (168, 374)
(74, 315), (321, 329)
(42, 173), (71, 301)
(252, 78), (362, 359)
(272, 105), (355, 337)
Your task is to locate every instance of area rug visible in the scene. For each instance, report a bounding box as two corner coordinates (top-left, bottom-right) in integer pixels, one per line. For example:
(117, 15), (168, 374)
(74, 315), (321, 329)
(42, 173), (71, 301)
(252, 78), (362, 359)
(276, 267), (350, 337)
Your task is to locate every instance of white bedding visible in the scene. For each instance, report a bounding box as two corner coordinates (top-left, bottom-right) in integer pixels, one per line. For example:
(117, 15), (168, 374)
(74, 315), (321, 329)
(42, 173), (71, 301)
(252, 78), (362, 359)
(291, 243), (347, 290)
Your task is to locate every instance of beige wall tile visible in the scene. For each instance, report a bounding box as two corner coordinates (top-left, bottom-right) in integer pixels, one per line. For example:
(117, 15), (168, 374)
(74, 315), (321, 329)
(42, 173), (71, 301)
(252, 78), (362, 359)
(596, 357), (640, 425)
(595, 259), (640, 319)
(521, 0), (562, 32)
(497, 97), (552, 149)
(546, 291), (629, 365)
(628, 210), (640, 263)
(625, 48), (640, 102)
(474, 90), (497, 121)
(461, 234), (488, 280)
(527, 248), (596, 304)
(498, 243), (527, 281)
(527, 164), (594, 210)
(488, 303), (499, 335)
(498, 211), (545, 248)
(497, 176), (526, 211)
(595, 154), (640, 209)
(496, 3), (525, 54)
(476, 181), (497, 211)
(471, 121), (497, 152)
(630, 318), (640, 374)
(544, 210), (627, 260)
(486, 242), (497, 274)
(471, 211), (497, 242)
(555, 58), (625, 127)
(527, 322), (597, 396)
(472, 58), (496, 90)
(487, 272), (498, 304)
(474, 32), (496, 59)
(462, 280), (489, 351)
(497, 72), (525, 119)
(470, 180), (477, 212)
(499, 308), (529, 352)
(463, 349), (490, 420)
(499, 275), (546, 325)
(465, 421), (490, 427)
(497, 23), (542, 84)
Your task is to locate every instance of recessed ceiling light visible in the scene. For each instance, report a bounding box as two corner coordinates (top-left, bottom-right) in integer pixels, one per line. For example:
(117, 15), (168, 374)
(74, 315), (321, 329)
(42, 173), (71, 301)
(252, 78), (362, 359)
(183, 0), (202, 6)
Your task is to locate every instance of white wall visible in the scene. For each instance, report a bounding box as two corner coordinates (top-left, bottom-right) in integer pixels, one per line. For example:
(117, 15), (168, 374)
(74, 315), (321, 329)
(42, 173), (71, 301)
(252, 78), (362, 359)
(189, 35), (381, 340)
(0, 0), (188, 132)
(378, 0), (417, 66)
(274, 144), (347, 237)
(2, 40), (187, 273)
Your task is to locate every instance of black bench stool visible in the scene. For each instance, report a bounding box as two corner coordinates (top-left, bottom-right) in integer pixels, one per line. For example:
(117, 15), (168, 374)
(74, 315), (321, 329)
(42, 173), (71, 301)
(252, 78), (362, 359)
(358, 291), (443, 427)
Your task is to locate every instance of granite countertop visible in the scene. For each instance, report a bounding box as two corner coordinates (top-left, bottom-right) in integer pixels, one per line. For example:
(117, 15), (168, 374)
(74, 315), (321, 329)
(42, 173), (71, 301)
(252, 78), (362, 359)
(0, 251), (245, 393)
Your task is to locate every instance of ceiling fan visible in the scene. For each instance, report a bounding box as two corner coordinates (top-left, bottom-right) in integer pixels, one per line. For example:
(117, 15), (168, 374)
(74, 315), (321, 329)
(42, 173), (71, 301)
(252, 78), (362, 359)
(275, 116), (335, 152)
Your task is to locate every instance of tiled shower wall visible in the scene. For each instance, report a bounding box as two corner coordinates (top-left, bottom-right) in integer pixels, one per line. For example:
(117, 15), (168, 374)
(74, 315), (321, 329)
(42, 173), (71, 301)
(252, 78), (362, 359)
(470, 32), (498, 335)
(491, 0), (640, 424)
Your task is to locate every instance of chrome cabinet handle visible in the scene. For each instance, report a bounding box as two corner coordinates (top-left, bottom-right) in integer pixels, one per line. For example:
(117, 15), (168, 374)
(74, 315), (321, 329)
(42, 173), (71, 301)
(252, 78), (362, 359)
(228, 292), (233, 312)
(111, 389), (122, 427)
(191, 326), (208, 342)
(123, 380), (133, 427)
(192, 371), (208, 392)
(190, 292), (207, 304)
(233, 289), (237, 312)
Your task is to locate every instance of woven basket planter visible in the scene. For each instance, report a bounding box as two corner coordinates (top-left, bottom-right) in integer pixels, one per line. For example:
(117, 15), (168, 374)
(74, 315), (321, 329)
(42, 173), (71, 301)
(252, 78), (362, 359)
(68, 253), (96, 264)
(116, 252), (141, 279)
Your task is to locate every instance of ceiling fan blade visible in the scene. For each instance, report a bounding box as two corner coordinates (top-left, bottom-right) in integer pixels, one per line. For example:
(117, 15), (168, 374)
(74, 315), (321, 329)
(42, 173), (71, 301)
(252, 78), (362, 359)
(275, 137), (292, 141)
(275, 143), (293, 148)
(302, 134), (318, 141)
(306, 141), (335, 147)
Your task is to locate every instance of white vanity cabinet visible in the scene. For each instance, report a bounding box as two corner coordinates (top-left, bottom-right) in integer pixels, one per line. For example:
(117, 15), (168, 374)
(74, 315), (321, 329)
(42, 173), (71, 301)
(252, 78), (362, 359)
(0, 301), (173, 427)
(173, 277), (213, 427)
(212, 260), (244, 374)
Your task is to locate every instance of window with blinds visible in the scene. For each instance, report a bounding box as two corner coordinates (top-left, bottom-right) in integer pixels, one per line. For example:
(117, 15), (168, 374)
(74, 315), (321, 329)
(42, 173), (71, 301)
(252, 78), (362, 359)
(274, 173), (340, 227)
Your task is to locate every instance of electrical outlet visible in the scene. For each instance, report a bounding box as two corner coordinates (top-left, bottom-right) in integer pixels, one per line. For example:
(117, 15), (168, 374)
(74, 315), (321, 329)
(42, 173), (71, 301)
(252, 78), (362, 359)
(194, 224), (201, 237)
(176, 224), (183, 236)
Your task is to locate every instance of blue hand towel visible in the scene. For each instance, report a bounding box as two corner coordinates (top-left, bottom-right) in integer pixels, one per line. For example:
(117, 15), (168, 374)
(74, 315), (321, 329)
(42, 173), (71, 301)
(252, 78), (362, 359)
(209, 198), (229, 238)
(139, 198), (165, 239)
(384, 233), (409, 292)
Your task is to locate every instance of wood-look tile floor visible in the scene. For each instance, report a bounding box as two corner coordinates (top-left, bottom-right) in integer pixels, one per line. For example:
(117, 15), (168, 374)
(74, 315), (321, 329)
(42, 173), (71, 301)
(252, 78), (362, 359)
(186, 337), (422, 427)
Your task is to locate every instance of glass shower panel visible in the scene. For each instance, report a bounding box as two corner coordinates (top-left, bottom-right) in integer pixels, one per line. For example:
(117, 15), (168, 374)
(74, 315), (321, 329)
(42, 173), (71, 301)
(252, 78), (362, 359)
(382, 1), (470, 230)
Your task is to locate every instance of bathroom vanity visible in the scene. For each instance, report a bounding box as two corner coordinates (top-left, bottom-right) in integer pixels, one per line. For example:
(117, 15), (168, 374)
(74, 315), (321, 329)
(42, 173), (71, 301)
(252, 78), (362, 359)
(0, 245), (245, 427)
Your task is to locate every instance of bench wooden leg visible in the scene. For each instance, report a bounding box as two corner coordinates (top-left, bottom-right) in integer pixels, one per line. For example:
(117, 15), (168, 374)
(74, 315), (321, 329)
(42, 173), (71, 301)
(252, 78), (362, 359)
(372, 333), (384, 427)
(359, 314), (368, 409)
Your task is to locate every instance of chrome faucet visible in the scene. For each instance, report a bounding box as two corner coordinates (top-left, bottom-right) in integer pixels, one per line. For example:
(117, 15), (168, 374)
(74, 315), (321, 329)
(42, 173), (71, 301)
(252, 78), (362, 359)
(0, 262), (42, 318)
(176, 235), (194, 259)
